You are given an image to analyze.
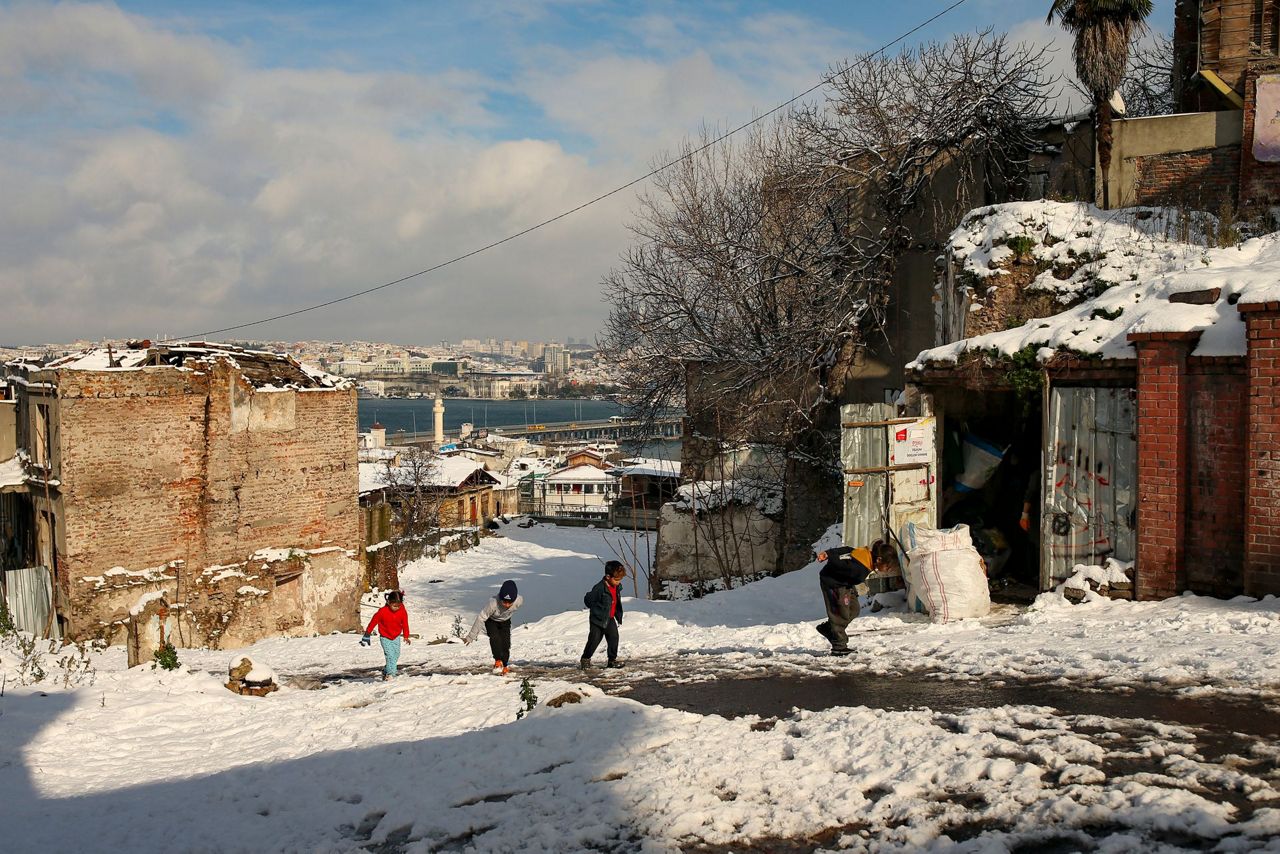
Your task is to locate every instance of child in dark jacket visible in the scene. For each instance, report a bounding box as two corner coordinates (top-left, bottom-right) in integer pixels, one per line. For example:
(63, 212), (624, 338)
(362, 590), (411, 680)
(815, 543), (897, 656)
(580, 561), (627, 670)
(464, 580), (523, 675)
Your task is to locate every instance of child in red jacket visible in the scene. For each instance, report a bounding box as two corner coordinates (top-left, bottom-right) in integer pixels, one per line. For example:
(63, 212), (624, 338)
(362, 590), (411, 680)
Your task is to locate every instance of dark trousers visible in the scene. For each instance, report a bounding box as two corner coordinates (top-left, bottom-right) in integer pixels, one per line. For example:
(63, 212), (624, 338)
(582, 618), (619, 662)
(486, 617), (511, 666)
(817, 586), (859, 651)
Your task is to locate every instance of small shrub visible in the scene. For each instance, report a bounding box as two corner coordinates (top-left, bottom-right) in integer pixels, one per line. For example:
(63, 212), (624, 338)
(451, 614), (465, 639)
(0, 600), (14, 637)
(12, 634), (47, 685)
(1003, 346), (1044, 414)
(1090, 306), (1123, 321)
(1005, 234), (1036, 259)
(152, 642), (181, 671)
(516, 677), (538, 720)
(55, 641), (96, 688)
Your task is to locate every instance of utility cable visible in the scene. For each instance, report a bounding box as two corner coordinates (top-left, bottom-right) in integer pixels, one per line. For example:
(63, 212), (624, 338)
(168, 0), (970, 342)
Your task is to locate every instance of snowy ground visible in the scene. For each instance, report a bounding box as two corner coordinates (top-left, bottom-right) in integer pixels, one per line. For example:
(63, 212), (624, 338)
(4, 521), (1280, 852)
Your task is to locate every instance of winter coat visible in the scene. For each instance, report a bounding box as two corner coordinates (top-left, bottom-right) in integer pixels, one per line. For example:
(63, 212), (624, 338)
(584, 578), (623, 629)
(819, 546), (871, 605)
(466, 594), (524, 642)
(365, 605), (410, 640)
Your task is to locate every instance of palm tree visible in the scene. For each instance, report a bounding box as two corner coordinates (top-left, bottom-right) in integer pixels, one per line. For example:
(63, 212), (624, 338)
(1048, 0), (1154, 209)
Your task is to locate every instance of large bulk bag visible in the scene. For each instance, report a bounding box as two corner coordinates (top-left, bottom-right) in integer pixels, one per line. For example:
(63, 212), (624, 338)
(902, 523), (991, 623)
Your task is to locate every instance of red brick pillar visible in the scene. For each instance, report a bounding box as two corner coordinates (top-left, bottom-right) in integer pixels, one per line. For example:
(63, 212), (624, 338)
(1240, 302), (1280, 597)
(1129, 331), (1199, 599)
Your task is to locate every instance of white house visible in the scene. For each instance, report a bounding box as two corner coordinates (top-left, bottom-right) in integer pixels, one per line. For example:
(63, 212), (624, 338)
(539, 463), (619, 520)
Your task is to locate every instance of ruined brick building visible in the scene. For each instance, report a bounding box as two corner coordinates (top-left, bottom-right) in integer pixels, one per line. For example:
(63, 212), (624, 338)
(1107, 0), (1280, 210)
(0, 342), (361, 646)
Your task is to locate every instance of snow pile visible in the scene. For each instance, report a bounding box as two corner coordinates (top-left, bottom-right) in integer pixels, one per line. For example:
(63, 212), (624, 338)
(672, 478), (783, 517)
(912, 200), (1280, 367)
(127, 590), (167, 616)
(1055, 558), (1134, 602)
(0, 453), (24, 489)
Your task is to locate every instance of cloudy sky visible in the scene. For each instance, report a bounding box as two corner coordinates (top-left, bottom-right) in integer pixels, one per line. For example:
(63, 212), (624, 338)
(0, 0), (1174, 347)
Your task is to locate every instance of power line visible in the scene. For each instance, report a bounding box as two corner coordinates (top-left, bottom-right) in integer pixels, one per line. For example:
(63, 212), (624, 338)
(170, 0), (970, 342)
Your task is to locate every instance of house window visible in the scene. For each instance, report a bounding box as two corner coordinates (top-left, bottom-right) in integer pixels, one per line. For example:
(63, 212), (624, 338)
(584, 484), (595, 495)
(33, 403), (51, 468)
(572, 483), (582, 494)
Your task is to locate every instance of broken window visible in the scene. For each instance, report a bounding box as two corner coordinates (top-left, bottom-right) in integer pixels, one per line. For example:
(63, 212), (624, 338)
(32, 403), (51, 469)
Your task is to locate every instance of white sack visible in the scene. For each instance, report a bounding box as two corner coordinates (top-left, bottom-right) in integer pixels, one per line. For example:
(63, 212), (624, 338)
(903, 523), (991, 623)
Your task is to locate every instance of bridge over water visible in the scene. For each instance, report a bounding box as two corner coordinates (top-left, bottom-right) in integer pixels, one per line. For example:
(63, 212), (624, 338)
(388, 416), (682, 447)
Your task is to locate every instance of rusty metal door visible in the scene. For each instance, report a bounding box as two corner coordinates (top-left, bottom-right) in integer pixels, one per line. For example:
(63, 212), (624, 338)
(841, 403), (937, 548)
(3, 564), (60, 639)
(1041, 387), (1137, 588)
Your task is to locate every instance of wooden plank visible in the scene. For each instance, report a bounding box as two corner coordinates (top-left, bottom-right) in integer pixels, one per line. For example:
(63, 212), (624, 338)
(840, 417), (918, 429)
(844, 463), (930, 475)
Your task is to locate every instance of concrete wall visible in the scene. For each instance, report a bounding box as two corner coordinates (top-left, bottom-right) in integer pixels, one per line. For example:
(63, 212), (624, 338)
(1103, 110), (1244, 209)
(48, 361), (361, 646)
(653, 502), (780, 585)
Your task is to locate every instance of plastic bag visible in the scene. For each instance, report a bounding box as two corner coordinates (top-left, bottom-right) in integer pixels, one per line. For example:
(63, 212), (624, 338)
(902, 523), (991, 623)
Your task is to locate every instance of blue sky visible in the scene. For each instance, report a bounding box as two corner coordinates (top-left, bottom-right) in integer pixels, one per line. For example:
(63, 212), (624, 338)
(0, 0), (1175, 345)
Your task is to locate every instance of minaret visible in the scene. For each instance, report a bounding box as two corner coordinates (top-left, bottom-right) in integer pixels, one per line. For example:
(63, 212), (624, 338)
(433, 395), (445, 445)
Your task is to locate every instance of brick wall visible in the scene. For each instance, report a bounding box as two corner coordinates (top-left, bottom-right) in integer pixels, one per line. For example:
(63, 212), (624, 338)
(52, 361), (361, 645)
(1240, 64), (1280, 208)
(1131, 333), (1197, 599)
(1186, 359), (1248, 595)
(1133, 146), (1241, 209)
(1240, 304), (1280, 595)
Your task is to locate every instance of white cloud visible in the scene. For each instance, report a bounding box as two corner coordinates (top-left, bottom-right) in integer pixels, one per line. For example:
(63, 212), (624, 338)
(0, 3), (866, 345)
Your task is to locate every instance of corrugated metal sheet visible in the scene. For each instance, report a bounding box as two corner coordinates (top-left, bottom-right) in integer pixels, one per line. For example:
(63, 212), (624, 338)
(3, 564), (60, 639)
(1041, 387), (1137, 587)
(841, 403), (892, 547)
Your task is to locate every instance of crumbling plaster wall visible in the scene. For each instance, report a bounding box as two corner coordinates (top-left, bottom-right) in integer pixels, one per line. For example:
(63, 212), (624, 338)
(51, 361), (360, 646)
(653, 503), (780, 586)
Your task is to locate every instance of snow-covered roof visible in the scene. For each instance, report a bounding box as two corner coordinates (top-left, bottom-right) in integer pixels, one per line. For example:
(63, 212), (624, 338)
(546, 463), (617, 483)
(911, 201), (1279, 368)
(43, 343), (348, 390)
(615, 457), (682, 478)
(506, 456), (556, 476)
(672, 479), (782, 516)
(360, 457), (498, 495)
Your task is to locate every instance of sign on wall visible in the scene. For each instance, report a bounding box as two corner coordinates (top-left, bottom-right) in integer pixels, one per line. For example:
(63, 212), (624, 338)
(891, 417), (935, 465)
(1254, 75), (1280, 162)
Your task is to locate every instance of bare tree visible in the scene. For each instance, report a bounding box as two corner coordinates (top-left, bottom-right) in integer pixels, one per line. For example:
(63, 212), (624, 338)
(602, 31), (1053, 579)
(380, 447), (445, 573)
(1117, 32), (1177, 118)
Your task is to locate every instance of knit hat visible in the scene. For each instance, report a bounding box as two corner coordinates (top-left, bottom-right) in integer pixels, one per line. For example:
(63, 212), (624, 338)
(499, 580), (518, 603)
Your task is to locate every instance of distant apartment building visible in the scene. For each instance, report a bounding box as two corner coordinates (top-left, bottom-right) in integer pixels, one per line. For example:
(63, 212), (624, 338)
(541, 343), (571, 376)
(0, 343), (361, 647)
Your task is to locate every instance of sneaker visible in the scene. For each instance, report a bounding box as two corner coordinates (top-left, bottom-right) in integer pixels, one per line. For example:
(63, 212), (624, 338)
(579, 658), (592, 670)
(816, 622), (834, 641)
(381, 673), (391, 681)
(493, 659), (502, 669)
(605, 660), (624, 669)
(500, 666), (509, 676)
(830, 648), (851, 657)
